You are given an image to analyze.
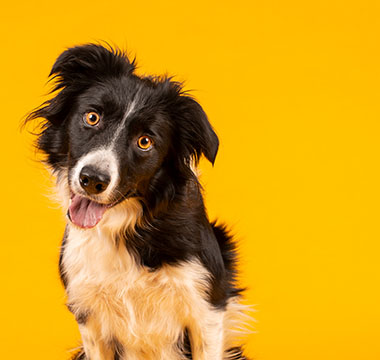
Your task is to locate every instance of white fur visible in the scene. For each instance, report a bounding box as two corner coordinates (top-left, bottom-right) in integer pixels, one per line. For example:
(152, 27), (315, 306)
(111, 97), (139, 145)
(56, 173), (249, 360)
(70, 148), (120, 203)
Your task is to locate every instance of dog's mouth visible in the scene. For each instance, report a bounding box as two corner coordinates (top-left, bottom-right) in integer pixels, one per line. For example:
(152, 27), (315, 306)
(68, 191), (135, 229)
(68, 193), (108, 229)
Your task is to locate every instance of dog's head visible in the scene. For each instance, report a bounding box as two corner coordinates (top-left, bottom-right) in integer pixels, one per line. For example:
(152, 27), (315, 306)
(27, 44), (218, 230)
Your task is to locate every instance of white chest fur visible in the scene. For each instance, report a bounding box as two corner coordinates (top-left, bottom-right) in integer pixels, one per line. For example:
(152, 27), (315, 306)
(62, 223), (222, 359)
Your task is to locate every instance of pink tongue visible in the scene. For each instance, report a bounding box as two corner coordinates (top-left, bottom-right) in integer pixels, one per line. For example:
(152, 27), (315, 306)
(68, 194), (107, 229)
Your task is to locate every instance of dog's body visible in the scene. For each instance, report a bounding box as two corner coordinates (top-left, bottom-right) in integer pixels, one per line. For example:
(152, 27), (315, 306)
(28, 44), (249, 360)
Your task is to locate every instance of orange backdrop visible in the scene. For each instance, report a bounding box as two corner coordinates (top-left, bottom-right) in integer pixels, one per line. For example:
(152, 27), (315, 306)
(1, 1), (380, 359)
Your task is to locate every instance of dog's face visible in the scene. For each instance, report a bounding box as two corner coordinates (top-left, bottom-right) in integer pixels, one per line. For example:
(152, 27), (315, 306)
(28, 45), (219, 229)
(66, 80), (175, 228)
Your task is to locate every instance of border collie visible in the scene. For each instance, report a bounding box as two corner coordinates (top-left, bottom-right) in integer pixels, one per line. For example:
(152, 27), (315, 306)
(27, 44), (250, 360)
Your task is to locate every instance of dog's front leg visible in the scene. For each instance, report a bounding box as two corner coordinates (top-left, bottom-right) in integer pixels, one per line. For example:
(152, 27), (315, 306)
(78, 322), (115, 360)
(188, 311), (225, 360)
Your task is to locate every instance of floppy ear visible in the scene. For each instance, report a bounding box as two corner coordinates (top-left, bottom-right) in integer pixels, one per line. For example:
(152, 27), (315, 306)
(26, 44), (135, 126)
(173, 94), (219, 165)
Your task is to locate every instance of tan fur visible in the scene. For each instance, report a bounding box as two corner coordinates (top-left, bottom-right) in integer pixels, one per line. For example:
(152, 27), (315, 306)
(56, 172), (249, 360)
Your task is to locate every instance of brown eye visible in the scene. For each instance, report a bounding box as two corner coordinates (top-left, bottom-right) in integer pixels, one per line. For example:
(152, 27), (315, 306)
(137, 136), (153, 150)
(85, 112), (100, 126)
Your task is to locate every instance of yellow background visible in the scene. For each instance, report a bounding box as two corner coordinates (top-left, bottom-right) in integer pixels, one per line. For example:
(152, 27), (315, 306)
(1, 1), (380, 359)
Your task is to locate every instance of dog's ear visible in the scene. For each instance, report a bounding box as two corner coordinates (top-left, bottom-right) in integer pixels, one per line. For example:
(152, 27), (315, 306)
(26, 44), (135, 126)
(172, 94), (219, 165)
(49, 44), (135, 92)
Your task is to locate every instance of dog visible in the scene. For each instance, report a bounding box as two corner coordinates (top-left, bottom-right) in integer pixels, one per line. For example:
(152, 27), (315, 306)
(27, 44), (250, 360)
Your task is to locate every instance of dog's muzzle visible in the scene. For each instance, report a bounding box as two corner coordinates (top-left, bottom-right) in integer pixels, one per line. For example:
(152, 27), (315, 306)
(68, 165), (113, 229)
(79, 165), (111, 195)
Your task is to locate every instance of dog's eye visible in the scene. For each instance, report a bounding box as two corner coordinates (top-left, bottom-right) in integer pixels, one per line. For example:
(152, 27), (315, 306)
(84, 112), (100, 126)
(137, 136), (153, 150)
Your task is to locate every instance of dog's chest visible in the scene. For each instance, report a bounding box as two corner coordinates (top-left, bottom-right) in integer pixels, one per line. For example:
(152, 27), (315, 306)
(62, 225), (209, 347)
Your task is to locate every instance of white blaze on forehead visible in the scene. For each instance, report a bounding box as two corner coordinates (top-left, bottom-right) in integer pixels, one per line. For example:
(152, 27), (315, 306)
(111, 99), (137, 145)
(71, 147), (119, 202)
(111, 86), (143, 148)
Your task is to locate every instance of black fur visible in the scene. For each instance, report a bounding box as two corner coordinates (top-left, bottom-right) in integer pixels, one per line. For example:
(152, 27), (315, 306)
(67, 303), (89, 325)
(225, 347), (249, 360)
(58, 227), (68, 288)
(71, 349), (86, 360)
(27, 44), (248, 359)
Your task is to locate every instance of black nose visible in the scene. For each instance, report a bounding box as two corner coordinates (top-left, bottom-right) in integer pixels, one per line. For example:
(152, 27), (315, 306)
(79, 166), (110, 195)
